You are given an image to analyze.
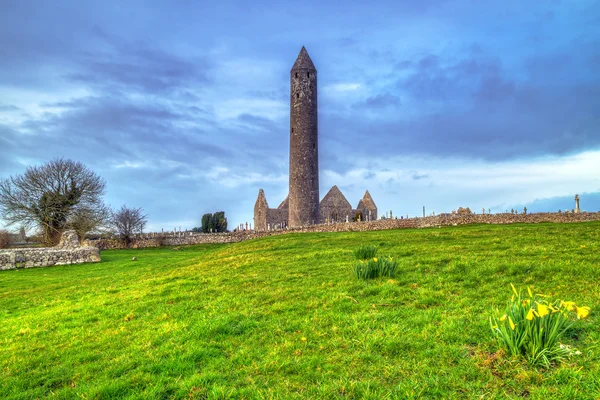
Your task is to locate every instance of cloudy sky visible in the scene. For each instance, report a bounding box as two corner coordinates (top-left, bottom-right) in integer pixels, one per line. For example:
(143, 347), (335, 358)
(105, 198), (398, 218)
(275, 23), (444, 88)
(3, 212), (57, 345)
(1, 0), (599, 231)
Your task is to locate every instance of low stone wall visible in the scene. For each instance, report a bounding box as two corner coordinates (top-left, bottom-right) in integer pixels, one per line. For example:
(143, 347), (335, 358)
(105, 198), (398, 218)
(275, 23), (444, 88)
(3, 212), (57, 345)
(0, 230), (101, 271)
(87, 231), (263, 249)
(88, 211), (600, 250)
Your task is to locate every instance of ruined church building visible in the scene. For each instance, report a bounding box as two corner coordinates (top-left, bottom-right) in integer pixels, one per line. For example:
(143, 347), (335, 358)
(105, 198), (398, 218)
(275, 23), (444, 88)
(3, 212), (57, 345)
(254, 47), (377, 231)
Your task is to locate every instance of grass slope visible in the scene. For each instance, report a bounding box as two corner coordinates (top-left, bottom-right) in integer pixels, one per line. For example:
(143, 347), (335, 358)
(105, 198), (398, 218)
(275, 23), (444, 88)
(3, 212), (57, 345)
(1, 223), (599, 399)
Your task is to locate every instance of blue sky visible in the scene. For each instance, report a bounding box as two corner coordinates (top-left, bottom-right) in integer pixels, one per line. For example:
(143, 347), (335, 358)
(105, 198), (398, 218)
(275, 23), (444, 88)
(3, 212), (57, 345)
(1, 0), (599, 231)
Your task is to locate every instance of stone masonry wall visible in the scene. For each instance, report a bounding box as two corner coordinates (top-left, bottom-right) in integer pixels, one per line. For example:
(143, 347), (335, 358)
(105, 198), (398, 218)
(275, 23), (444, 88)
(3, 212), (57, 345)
(0, 230), (101, 271)
(89, 212), (600, 250)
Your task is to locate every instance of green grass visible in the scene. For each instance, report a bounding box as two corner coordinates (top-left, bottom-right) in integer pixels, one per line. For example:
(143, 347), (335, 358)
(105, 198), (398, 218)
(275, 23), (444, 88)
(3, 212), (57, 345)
(1, 222), (599, 399)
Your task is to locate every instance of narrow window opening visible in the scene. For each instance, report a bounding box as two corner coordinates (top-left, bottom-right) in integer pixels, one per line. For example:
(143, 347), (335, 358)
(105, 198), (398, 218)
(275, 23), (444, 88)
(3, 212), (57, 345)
(307, 72), (310, 78)
(313, 142), (316, 149)
(295, 72), (298, 78)
(296, 93), (299, 98)
(291, 128), (294, 133)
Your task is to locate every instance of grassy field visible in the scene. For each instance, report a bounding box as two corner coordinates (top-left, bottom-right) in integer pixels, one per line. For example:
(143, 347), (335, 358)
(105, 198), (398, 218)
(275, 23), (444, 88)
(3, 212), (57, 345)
(1, 222), (599, 399)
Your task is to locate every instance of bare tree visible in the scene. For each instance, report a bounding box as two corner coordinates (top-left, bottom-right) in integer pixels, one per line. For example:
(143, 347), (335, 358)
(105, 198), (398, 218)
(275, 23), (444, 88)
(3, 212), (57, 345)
(68, 204), (111, 241)
(0, 158), (107, 246)
(111, 205), (147, 247)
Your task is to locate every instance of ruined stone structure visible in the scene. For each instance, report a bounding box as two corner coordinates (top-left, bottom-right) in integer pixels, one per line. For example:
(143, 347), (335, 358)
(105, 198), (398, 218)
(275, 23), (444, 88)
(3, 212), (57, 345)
(254, 47), (378, 231)
(0, 230), (100, 271)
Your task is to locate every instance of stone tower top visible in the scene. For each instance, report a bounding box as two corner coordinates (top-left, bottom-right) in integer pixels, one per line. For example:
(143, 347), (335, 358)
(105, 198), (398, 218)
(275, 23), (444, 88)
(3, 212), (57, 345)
(291, 46), (316, 71)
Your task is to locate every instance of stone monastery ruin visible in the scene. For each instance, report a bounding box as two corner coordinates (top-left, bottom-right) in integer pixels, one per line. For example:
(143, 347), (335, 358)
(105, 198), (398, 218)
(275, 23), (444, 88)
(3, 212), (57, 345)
(254, 47), (377, 231)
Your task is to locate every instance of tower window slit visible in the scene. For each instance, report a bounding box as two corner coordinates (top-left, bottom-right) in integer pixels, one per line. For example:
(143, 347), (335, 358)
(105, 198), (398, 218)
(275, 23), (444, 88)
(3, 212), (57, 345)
(295, 72), (298, 78)
(296, 93), (299, 98)
(307, 72), (310, 78)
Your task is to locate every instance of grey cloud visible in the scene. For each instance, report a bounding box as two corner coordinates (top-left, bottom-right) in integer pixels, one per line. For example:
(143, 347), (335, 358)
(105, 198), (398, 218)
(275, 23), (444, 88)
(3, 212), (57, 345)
(398, 54), (509, 103)
(68, 46), (211, 94)
(0, 104), (19, 111)
(316, 46), (600, 174)
(412, 173), (429, 180)
(354, 93), (401, 110)
(320, 81), (600, 165)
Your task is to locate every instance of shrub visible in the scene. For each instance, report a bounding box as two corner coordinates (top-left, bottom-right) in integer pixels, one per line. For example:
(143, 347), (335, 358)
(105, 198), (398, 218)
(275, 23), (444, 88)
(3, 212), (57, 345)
(0, 229), (11, 249)
(352, 257), (397, 280)
(490, 284), (591, 367)
(353, 244), (378, 260)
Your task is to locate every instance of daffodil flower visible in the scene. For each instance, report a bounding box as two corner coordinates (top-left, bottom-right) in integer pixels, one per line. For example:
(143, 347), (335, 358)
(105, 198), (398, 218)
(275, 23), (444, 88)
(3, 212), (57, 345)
(561, 301), (576, 311)
(575, 306), (590, 319)
(527, 286), (533, 298)
(500, 314), (507, 321)
(537, 302), (549, 317)
(508, 316), (516, 330)
(526, 308), (535, 320)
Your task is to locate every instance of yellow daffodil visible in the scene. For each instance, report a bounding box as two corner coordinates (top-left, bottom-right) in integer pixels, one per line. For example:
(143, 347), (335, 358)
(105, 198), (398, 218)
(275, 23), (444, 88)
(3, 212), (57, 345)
(527, 286), (533, 298)
(373, 258), (378, 262)
(549, 304), (559, 313)
(537, 302), (549, 317)
(561, 301), (576, 311)
(526, 308), (535, 320)
(575, 306), (590, 319)
(522, 299), (530, 306)
(508, 316), (516, 330)
(500, 314), (507, 321)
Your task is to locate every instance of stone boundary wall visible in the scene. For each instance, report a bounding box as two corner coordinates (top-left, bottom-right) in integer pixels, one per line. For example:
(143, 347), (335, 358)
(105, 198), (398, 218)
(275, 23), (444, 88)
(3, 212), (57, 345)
(89, 212), (600, 250)
(87, 231), (260, 250)
(0, 231), (101, 271)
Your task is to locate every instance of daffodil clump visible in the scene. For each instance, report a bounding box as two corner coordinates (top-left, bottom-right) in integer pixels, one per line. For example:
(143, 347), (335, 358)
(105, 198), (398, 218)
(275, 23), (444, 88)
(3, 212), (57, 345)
(352, 256), (398, 280)
(490, 284), (591, 367)
(353, 244), (378, 260)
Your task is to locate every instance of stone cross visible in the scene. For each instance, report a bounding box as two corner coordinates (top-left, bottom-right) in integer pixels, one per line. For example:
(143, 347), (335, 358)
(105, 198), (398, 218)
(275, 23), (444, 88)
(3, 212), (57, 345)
(575, 194), (580, 213)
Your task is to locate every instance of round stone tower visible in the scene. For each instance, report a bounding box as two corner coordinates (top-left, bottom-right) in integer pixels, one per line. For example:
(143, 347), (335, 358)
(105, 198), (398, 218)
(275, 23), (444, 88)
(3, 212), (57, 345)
(289, 46), (319, 227)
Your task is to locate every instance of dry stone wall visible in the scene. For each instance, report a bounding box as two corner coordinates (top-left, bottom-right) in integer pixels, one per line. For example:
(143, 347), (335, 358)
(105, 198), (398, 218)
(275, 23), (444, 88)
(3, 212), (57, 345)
(0, 230), (100, 271)
(89, 212), (600, 250)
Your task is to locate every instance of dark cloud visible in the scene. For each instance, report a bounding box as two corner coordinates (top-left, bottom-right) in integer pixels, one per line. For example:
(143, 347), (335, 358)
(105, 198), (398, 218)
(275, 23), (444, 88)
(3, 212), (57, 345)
(319, 45), (600, 169)
(68, 44), (211, 95)
(353, 93), (401, 110)
(397, 53), (508, 103)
